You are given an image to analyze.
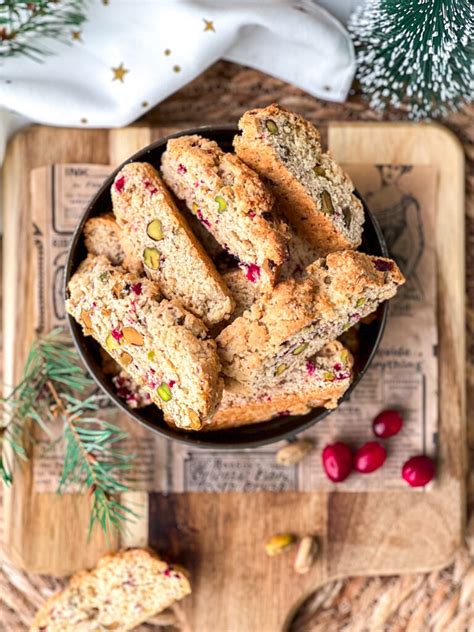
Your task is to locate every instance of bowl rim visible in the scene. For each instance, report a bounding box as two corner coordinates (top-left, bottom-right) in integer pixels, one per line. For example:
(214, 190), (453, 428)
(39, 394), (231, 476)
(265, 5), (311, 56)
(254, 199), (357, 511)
(65, 125), (389, 450)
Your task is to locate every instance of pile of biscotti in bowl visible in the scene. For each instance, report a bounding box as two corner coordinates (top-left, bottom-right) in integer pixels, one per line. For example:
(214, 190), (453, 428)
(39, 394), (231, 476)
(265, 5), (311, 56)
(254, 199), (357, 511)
(65, 104), (405, 446)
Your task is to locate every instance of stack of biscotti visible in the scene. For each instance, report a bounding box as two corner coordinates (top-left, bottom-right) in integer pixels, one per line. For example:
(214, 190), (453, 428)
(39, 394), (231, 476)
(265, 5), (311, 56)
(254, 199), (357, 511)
(30, 548), (191, 632)
(68, 103), (405, 432)
(217, 250), (404, 389)
(66, 255), (222, 430)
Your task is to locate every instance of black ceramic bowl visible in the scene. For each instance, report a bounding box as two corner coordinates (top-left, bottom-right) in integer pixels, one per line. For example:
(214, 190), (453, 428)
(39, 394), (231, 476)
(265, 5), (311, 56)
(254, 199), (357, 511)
(66, 126), (388, 449)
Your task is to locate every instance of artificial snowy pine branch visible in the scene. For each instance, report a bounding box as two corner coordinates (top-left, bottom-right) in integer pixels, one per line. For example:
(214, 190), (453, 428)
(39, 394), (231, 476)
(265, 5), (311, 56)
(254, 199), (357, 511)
(348, 0), (473, 119)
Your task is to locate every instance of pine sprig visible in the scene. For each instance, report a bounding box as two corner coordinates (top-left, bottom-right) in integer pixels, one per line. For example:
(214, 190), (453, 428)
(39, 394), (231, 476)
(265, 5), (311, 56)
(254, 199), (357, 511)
(0, 328), (136, 537)
(348, 0), (473, 119)
(0, 1), (87, 61)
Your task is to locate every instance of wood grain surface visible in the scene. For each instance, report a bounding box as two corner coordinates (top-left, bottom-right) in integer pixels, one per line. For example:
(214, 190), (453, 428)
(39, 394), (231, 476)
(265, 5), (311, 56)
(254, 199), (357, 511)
(1, 118), (466, 631)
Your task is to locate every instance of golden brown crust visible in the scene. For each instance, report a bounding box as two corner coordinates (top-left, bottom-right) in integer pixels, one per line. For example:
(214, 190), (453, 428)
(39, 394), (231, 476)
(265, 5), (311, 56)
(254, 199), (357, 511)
(30, 548), (191, 632)
(234, 104), (364, 252)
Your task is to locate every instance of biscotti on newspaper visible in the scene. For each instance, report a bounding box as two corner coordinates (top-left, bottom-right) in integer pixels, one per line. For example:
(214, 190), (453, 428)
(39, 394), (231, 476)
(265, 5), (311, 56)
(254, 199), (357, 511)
(234, 104), (364, 252)
(111, 162), (235, 326)
(30, 548), (191, 632)
(206, 341), (353, 430)
(217, 251), (405, 387)
(66, 255), (222, 430)
(160, 134), (289, 286)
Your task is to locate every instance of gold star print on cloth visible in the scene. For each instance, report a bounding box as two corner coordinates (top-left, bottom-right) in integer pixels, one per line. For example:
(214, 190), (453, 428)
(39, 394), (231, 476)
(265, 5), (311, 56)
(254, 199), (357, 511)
(71, 30), (82, 42)
(203, 19), (215, 32)
(112, 63), (129, 82)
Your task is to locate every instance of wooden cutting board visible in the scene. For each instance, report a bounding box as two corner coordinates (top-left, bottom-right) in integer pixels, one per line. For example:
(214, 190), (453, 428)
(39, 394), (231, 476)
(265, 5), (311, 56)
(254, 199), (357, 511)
(2, 122), (466, 632)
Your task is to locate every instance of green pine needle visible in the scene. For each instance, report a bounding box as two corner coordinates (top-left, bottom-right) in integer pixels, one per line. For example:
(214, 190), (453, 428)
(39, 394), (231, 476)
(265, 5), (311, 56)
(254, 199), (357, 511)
(0, 328), (137, 538)
(0, 1), (87, 61)
(349, 0), (473, 119)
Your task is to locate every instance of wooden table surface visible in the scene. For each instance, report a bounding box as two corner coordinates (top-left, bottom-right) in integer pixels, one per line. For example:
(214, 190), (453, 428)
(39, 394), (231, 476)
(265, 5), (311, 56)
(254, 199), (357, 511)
(0, 60), (473, 631)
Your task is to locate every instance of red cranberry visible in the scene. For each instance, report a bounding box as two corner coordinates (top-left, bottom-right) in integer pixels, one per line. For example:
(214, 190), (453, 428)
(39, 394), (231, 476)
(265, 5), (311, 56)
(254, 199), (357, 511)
(402, 455), (435, 487)
(245, 263), (261, 283)
(144, 180), (158, 195)
(322, 442), (353, 482)
(306, 360), (315, 376)
(374, 258), (393, 272)
(197, 209), (211, 228)
(130, 283), (142, 295)
(354, 441), (386, 473)
(111, 328), (123, 341)
(114, 175), (125, 192)
(373, 409), (403, 438)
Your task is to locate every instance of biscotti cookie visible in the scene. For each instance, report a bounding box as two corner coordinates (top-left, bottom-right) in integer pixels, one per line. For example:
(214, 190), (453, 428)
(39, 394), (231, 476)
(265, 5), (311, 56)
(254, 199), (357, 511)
(234, 104), (364, 252)
(30, 548), (191, 632)
(206, 341), (353, 429)
(111, 162), (234, 326)
(217, 251), (404, 387)
(66, 255), (222, 430)
(222, 268), (260, 317)
(160, 134), (289, 286)
(84, 214), (125, 266)
(279, 225), (323, 280)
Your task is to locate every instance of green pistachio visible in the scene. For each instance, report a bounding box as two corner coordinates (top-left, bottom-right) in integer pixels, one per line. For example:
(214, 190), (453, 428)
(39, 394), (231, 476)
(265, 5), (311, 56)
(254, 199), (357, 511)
(321, 191), (334, 215)
(215, 195), (227, 213)
(143, 247), (160, 270)
(157, 383), (172, 402)
(265, 119), (278, 134)
(146, 219), (164, 241)
(292, 342), (309, 356)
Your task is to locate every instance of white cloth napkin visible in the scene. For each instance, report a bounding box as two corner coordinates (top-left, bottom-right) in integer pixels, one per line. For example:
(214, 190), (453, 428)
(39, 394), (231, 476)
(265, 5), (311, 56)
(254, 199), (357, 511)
(0, 0), (356, 160)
